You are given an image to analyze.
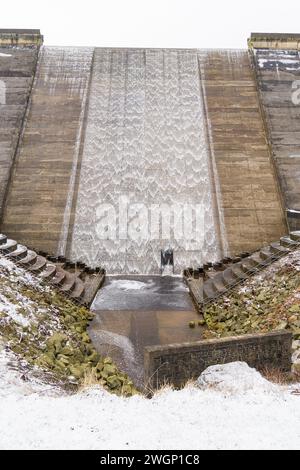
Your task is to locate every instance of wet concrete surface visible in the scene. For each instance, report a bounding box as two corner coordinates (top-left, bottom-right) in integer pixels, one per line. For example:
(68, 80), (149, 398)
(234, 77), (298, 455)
(91, 275), (194, 311)
(89, 276), (203, 388)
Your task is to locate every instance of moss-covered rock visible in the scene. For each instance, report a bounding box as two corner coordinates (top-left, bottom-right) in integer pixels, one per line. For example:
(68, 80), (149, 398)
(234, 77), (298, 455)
(203, 263), (300, 347)
(0, 258), (137, 397)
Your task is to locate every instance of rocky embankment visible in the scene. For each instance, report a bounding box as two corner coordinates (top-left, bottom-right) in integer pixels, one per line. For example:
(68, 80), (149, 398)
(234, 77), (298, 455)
(0, 255), (136, 396)
(203, 250), (300, 373)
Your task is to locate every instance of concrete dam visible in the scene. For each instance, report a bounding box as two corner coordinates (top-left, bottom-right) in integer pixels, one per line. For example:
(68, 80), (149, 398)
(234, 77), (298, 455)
(1, 30), (297, 275)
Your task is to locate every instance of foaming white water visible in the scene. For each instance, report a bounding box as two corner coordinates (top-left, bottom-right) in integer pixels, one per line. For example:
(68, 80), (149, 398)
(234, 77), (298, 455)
(89, 329), (139, 374)
(70, 48), (225, 273)
(110, 280), (149, 291)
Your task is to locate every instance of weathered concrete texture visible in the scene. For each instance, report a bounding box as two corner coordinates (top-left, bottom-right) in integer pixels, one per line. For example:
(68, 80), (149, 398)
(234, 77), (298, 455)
(251, 38), (300, 230)
(0, 46), (39, 217)
(0, 44), (289, 266)
(144, 330), (292, 389)
(0, 30), (43, 47)
(249, 33), (300, 51)
(199, 49), (287, 255)
(1, 46), (93, 254)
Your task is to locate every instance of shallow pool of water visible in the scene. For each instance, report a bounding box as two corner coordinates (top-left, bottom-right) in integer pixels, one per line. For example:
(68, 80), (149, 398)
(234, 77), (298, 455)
(89, 276), (203, 388)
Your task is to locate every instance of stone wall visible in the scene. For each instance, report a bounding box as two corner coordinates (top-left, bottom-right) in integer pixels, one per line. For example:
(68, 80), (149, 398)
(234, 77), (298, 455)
(199, 50), (287, 256)
(144, 330), (292, 389)
(0, 36), (40, 219)
(250, 33), (300, 231)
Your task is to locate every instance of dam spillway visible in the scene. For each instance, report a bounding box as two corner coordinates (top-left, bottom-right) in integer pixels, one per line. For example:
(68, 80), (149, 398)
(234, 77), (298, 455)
(70, 48), (223, 273)
(0, 31), (290, 275)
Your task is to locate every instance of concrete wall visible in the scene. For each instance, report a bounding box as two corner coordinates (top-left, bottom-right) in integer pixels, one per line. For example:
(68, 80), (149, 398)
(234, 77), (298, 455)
(144, 330), (292, 389)
(0, 30), (43, 47)
(0, 38), (289, 265)
(1, 46), (93, 254)
(199, 50), (287, 256)
(251, 33), (300, 230)
(0, 44), (39, 217)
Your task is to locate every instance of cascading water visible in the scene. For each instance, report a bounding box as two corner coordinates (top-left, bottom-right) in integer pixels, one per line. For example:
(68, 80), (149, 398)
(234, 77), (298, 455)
(69, 48), (225, 274)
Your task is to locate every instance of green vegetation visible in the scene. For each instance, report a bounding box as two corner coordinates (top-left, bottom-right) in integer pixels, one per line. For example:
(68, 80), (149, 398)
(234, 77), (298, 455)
(203, 264), (300, 340)
(0, 262), (137, 396)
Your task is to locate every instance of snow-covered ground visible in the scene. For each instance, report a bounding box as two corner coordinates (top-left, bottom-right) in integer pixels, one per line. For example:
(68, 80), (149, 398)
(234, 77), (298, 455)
(1, 253), (300, 449)
(1, 356), (300, 450)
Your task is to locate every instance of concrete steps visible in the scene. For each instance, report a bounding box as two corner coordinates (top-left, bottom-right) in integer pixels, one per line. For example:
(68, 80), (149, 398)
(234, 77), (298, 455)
(0, 233), (106, 306)
(28, 255), (47, 273)
(0, 239), (18, 254)
(71, 278), (86, 300)
(184, 232), (300, 307)
(19, 250), (38, 267)
(59, 273), (76, 294)
(203, 281), (218, 300)
(7, 245), (28, 261)
(40, 264), (56, 280)
(0, 234), (7, 245)
(280, 236), (299, 248)
(270, 242), (290, 256)
(290, 231), (300, 242)
(50, 268), (66, 287)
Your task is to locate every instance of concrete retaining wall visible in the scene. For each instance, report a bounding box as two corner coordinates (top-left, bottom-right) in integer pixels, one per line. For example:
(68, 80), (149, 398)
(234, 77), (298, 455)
(251, 33), (300, 231)
(199, 49), (287, 256)
(144, 330), (292, 389)
(0, 45), (39, 218)
(1, 46), (93, 254)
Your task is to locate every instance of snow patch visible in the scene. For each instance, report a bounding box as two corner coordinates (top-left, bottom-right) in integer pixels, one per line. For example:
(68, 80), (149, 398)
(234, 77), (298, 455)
(0, 348), (60, 398)
(0, 293), (30, 327)
(0, 359), (300, 449)
(258, 57), (300, 70)
(197, 362), (277, 394)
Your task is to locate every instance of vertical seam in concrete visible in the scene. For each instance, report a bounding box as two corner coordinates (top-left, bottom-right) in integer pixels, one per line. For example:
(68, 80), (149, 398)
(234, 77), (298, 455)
(248, 47), (289, 234)
(64, 48), (96, 259)
(197, 53), (229, 257)
(0, 45), (41, 229)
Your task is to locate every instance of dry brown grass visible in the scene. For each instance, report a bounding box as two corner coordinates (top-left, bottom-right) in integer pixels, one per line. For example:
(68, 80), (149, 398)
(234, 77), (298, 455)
(143, 374), (173, 397)
(144, 375), (198, 397)
(261, 367), (297, 385)
(78, 368), (101, 392)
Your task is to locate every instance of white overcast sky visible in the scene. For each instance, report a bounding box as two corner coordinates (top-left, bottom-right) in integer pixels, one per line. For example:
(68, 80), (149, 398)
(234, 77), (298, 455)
(1, 0), (300, 49)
